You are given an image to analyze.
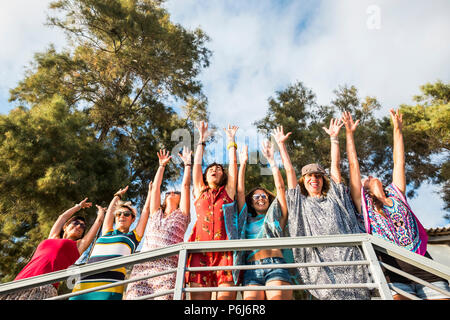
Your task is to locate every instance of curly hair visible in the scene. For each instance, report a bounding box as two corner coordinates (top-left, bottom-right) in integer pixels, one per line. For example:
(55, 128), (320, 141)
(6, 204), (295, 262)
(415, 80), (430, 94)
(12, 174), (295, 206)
(298, 174), (330, 197)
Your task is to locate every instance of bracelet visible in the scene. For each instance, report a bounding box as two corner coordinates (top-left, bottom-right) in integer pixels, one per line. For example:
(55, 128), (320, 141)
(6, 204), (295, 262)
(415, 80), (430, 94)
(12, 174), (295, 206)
(114, 193), (122, 199)
(227, 142), (237, 150)
(330, 137), (339, 143)
(184, 163), (192, 167)
(198, 141), (206, 147)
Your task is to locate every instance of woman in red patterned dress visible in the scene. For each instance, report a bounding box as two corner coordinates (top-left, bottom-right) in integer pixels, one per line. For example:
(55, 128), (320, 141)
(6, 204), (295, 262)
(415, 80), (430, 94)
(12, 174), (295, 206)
(186, 121), (238, 300)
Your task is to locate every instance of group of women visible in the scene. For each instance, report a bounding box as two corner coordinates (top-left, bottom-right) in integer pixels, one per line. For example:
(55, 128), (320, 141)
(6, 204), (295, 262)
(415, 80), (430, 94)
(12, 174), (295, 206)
(3, 109), (449, 301)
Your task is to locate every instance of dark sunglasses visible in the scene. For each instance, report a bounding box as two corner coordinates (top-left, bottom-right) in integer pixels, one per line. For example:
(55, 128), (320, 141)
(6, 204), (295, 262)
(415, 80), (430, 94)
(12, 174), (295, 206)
(71, 220), (86, 229)
(166, 191), (181, 196)
(252, 193), (268, 201)
(115, 211), (134, 218)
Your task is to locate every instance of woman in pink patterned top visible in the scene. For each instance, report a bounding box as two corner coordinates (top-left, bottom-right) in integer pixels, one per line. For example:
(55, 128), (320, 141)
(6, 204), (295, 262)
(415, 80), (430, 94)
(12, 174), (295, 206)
(125, 147), (191, 300)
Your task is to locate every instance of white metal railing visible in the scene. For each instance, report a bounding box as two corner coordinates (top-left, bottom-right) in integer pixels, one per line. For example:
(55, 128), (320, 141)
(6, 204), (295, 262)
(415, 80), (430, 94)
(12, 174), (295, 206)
(0, 234), (449, 300)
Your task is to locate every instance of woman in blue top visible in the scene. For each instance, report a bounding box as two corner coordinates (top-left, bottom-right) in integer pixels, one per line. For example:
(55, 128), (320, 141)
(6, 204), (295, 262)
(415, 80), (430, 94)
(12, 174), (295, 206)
(226, 141), (292, 300)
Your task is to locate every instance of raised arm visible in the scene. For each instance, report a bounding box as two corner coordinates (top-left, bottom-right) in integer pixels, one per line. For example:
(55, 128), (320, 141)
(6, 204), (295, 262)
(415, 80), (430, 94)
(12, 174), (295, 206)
(224, 125), (239, 200)
(178, 146), (192, 220)
(193, 121), (208, 198)
(134, 181), (153, 239)
(342, 112), (362, 213)
(102, 186), (128, 235)
(322, 118), (344, 184)
(48, 198), (92, 239)
(76, 205), (105, 254)
(150, 149), (172, 215)
(271, 126), (297, 190)
(390, 109), (406, 195)
(261, 140), (288, 231)
(237, 145), (248, 213)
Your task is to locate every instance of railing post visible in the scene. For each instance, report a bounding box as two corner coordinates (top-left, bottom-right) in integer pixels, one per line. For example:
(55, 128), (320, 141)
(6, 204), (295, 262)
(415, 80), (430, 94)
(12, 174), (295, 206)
(361, 240), (393, 300)
(173, 247), (187, 300)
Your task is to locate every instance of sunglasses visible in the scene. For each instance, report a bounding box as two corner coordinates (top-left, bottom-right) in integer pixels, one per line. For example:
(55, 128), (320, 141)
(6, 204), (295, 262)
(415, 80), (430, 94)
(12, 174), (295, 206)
(252, 193), (268, 201)
(166, 191), (181, 196)
(71, 220), (86, 229)
(115, 211), (134, 218)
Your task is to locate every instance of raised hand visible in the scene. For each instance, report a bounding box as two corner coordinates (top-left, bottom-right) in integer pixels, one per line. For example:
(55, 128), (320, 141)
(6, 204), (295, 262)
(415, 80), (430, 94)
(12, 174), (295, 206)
(341, 111), (360, 133)
(178, 145), (192, 165)
(95, 204), (107, 218)
(261, 140), (275, 165)
(271, 126), (292, 145)
(196, 121), (210, 142)
(322, 118), (344, 137)
(78, 198), (92, 209)
(389, 108), (403, 130)
(224, 124), (239, 141)
(157, 149), (172, 167)
(115, 185), (129, 198)
(239, 145), (248, 164)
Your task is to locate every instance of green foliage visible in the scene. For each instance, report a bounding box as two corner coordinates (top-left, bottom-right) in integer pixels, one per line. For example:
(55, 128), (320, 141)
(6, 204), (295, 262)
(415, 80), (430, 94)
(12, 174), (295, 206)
(0, 96), (128, 281)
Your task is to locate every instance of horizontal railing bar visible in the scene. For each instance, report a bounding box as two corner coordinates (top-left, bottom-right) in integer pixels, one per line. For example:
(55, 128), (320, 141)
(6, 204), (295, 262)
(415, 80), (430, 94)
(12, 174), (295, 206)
(133, 289), (175, 300)
(380, 262), (450, 298)
(47, 268), (178, 300)
(186, 260), (371, 272)
(0, 235), (369, 295)
(388, 283), (421, 300)
(184, 283), (379, 293)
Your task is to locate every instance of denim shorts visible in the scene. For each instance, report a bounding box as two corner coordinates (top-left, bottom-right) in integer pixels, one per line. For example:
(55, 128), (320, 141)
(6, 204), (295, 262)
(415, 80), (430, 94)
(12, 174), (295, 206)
(390, 281), (450, 299)
(243, 257), (292, 286)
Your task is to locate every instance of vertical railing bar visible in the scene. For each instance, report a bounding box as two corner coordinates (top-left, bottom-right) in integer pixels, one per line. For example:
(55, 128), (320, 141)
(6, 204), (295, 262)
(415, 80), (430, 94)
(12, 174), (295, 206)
(361, 240), (393, 300)
(173, 247), (187, 300)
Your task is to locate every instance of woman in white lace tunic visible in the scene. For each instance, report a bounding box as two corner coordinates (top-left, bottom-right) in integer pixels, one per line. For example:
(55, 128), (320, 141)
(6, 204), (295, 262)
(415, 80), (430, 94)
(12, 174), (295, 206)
(125, 147), (191, 300)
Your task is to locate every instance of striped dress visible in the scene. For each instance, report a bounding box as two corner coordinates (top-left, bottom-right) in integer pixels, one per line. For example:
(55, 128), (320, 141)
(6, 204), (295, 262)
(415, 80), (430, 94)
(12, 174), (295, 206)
(69, 229), (141, 300)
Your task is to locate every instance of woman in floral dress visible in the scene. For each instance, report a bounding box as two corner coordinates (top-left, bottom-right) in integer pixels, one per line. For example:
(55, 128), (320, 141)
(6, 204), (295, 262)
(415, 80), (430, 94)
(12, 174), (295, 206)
(125, 147), (192, 300)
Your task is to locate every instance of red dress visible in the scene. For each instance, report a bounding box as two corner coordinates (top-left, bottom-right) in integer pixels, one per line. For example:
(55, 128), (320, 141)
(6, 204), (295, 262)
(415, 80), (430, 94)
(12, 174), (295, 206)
(185, 186), (234, 286)
(15, 238), (80, 288)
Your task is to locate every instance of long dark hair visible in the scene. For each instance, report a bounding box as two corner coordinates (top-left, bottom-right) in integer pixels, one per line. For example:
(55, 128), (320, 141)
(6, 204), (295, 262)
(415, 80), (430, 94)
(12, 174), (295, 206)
(60, 216), (87, 239)
(245, 187), (276, 217)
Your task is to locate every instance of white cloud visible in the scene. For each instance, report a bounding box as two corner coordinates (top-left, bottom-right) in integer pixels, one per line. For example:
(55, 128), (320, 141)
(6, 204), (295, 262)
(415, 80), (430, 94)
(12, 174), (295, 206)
(0, 0), (66, 108)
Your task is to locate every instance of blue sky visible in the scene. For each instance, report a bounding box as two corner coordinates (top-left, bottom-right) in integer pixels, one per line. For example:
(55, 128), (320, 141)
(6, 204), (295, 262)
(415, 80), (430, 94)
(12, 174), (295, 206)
(1, 0), (449, 229)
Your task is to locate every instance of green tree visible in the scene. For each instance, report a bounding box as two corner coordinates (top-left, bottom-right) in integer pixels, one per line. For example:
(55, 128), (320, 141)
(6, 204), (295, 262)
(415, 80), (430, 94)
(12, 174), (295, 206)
(254, 82), (384, 183)
(0, 96), (128, 282)
(398, 81), (450, 218)
(9, 0), (211, 201)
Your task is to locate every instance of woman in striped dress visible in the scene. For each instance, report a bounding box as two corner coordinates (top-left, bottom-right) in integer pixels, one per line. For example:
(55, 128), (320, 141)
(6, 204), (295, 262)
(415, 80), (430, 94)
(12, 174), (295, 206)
(125, 147), (191, 300)
(70, 184), (151, 300)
